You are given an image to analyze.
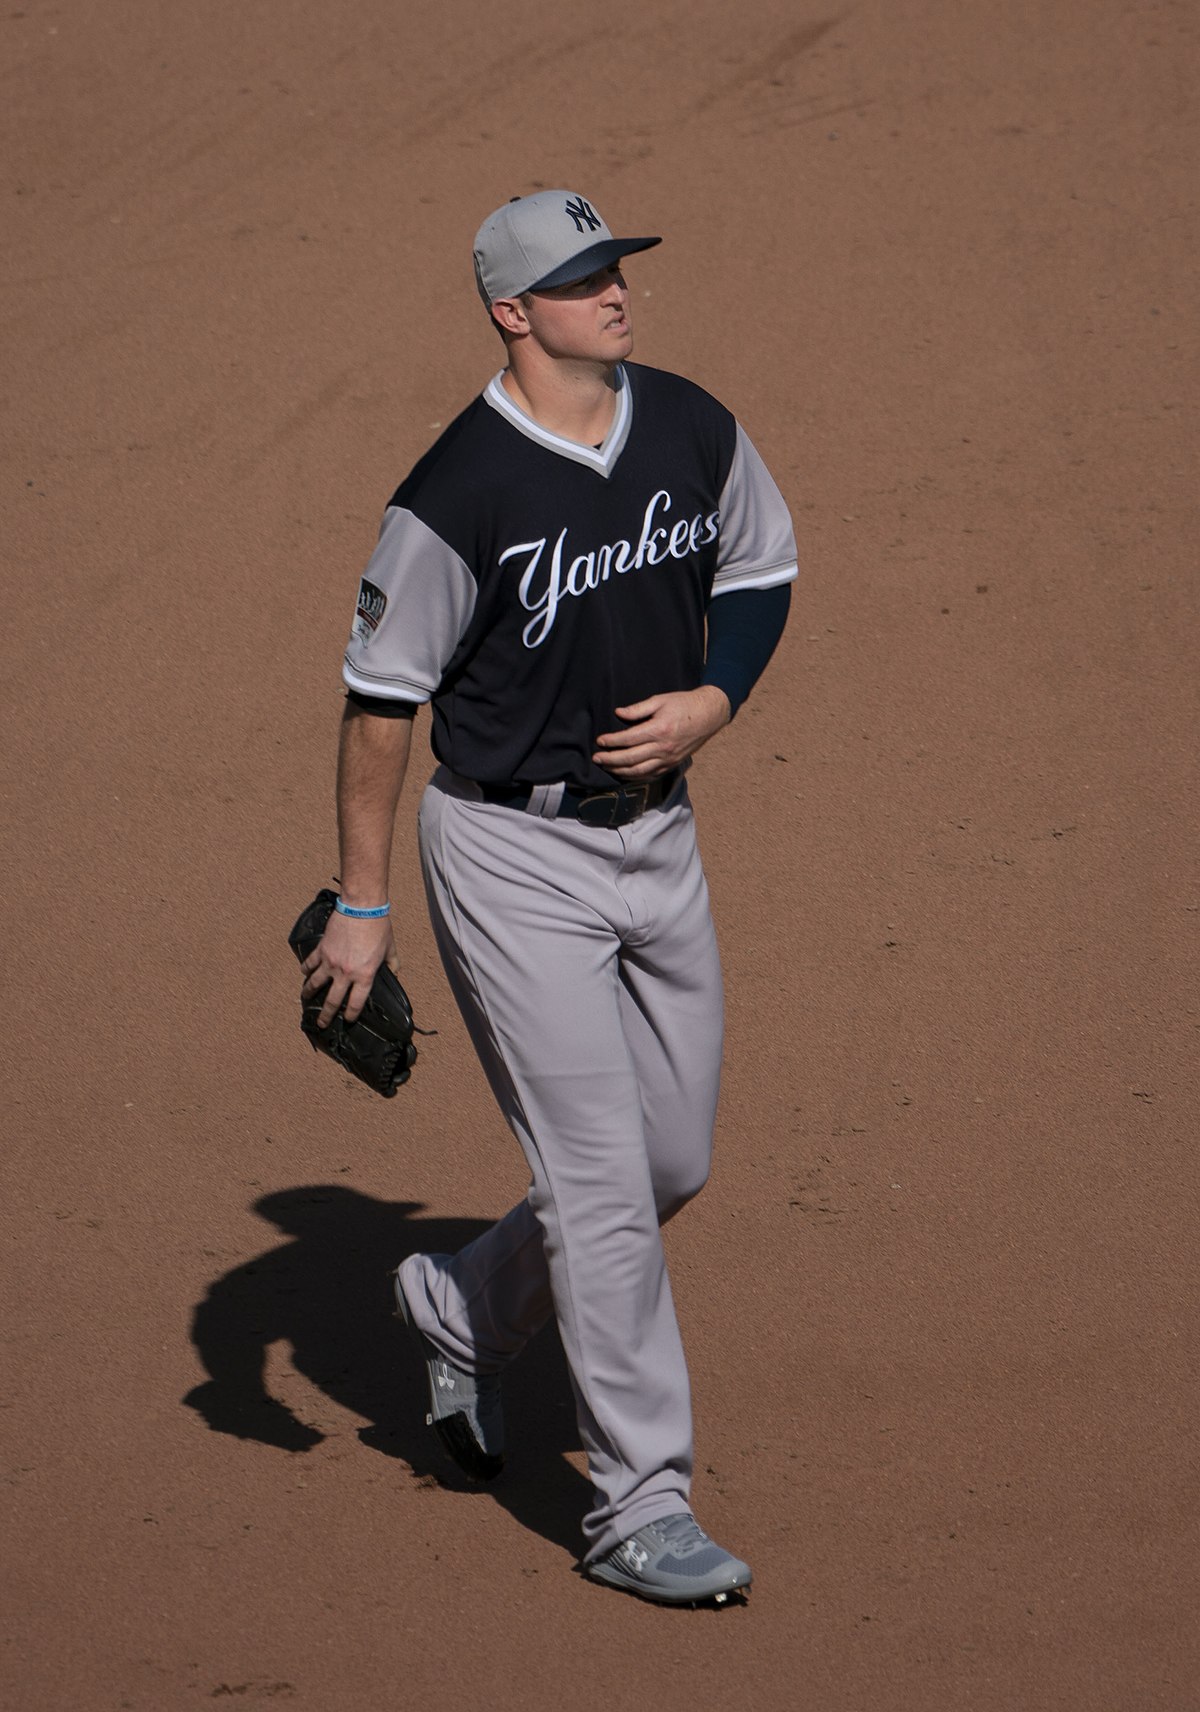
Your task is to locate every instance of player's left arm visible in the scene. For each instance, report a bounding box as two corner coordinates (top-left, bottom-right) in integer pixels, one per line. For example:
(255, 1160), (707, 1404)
(594, 584), (791, 778)
(595, 417), (797, 780)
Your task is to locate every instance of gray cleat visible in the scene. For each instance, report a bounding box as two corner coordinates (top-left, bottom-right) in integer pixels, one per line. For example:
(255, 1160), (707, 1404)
(585, 1513), (752, 1607)
(391, 1262), (504, 1481)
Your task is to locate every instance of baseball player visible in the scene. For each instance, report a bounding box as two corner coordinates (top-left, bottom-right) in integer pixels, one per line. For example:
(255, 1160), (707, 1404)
(300, 190), (796, 1606)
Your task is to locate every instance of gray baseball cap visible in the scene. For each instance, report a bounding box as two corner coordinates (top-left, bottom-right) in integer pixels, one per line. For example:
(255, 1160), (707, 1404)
(473, 190), (661, 306)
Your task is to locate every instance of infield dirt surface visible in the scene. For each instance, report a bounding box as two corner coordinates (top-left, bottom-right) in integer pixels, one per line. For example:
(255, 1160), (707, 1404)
(4, 1), (1197, 1708)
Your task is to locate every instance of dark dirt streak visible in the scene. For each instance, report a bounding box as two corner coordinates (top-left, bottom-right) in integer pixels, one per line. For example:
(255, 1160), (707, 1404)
(683, 14), (846, 122)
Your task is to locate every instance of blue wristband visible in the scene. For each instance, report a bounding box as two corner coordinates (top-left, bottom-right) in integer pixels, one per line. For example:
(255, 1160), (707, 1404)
(334, 897), (391, 920)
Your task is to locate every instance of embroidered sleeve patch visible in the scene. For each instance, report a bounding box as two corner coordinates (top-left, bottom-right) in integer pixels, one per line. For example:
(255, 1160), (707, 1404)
(352, 577), (387, 645)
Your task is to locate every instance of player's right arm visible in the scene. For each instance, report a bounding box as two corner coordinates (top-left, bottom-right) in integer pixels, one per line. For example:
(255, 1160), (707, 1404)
(299, 701), (412, 1026)
(318, 474), (475, 1021)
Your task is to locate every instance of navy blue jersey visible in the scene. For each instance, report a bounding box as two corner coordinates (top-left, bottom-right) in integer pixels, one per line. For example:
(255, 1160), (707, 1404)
(344, 362), (796, 790)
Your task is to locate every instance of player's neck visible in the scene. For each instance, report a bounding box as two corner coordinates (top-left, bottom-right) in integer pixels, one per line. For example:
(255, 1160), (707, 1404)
(500, 357), (621, 448)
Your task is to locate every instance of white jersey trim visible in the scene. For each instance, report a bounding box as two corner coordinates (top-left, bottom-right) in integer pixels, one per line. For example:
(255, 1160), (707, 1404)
(341, 663), (433, 704)
(482, 367), (632, 478)
(710, 561), (798, 596)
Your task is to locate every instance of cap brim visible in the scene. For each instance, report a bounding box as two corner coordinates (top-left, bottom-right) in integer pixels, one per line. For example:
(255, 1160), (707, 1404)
(527, 236), (661, 292)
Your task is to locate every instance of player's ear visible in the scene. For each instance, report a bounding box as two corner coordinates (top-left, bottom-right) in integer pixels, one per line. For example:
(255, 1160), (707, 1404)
(489, 295), (530, 337)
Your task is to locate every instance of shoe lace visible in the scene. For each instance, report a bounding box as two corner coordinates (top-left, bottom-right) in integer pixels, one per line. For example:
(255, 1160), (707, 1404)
(651, 1513), (709, 1550)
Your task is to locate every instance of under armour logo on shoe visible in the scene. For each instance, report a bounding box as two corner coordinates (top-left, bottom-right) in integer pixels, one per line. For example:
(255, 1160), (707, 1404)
(619, 1540), (650, 1573)
(435, 1366), (457, 1391)
(564, 196), (601, 233)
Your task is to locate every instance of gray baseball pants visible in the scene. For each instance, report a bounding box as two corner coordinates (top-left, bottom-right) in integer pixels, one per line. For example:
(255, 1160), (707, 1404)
(399, 765), (724, 1563)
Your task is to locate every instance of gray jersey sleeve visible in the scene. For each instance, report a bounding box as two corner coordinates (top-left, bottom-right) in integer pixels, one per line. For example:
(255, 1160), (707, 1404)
(712, 423), (798, 596)
(342, 506), (477, 703)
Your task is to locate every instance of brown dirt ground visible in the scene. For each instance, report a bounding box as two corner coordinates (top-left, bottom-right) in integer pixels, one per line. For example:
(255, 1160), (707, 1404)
(3, 0), (1198, 1707)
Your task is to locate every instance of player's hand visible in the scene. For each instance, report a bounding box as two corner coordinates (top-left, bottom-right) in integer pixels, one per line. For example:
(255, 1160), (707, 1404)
(593, 686), (732, 780)
(299, 911), (399, 1027)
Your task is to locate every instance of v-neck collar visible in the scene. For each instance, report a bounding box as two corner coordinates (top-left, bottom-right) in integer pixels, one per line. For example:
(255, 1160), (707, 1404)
(483, 365), (632, 479)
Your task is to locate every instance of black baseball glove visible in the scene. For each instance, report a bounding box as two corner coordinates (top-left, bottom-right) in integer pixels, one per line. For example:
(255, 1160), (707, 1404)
(287, 887), (425, 1097)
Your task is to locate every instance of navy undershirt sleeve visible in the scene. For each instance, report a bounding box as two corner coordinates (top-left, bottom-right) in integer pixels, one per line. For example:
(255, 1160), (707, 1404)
(701, 583), (791, 715)
(345, 688), (419, 719)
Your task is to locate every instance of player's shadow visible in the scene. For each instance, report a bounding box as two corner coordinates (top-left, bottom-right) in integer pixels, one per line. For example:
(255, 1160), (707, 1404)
(182, 1184), (588, 1556)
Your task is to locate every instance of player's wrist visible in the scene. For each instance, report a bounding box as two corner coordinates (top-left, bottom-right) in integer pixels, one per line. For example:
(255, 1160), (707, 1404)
(693, 682), (732, 725)
(334, 897), (391, 919)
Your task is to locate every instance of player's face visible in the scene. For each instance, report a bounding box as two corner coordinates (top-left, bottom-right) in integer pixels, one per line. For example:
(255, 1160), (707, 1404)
(523, 263), (633, 363)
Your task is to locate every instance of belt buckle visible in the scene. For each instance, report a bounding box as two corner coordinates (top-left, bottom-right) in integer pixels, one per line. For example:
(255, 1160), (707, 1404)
(577, 782), (649, 828)
(576, 789), (621, 828)
(622, 782), (651, 820)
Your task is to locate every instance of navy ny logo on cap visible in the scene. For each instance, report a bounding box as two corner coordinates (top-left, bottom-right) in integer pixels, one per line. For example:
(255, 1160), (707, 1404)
(564, 196), (602, 234)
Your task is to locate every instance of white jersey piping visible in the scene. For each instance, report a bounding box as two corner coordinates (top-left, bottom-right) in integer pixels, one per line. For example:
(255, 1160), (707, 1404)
(482, 366), (632, 478)
(710, 561), (799, 596)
